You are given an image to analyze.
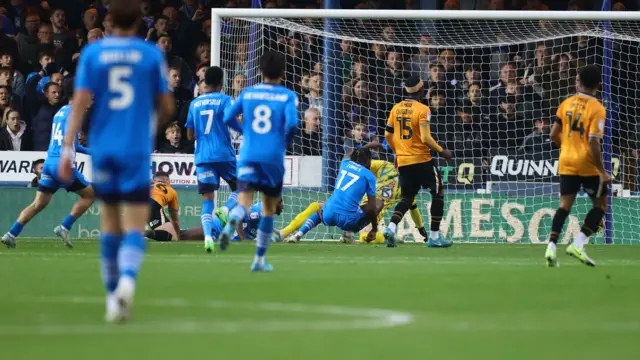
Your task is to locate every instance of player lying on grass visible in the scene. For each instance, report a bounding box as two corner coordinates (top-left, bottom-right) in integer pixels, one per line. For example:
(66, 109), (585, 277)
(146, 199), (284, 241)
(278, 158), (428, 244)
(2, 84), (95, 249)
(278, 148), (383, 243)
(544, 64), (612, 268)
(145, 171), (180, 241)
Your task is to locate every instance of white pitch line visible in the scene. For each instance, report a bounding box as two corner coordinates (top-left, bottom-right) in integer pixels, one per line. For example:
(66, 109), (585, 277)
(0, 296), (413, 336)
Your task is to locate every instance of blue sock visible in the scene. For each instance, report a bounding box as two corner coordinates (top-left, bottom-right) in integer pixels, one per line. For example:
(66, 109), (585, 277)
(118, 232), (146, 280)
(100, 233), (121, 293)
(8, 222), (24, 237)
(299, 213), (321, 235)
(224, 191), (239, 211)
(201, 200), (214, 238)
(61, 214), (77, 231)
(255, 216), (274, 261)
(228, 205), (247, 226)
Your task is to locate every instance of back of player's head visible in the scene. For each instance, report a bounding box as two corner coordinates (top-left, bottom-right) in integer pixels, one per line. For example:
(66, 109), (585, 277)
(110, 0), (141, 30)
(351, 147), (372, 168)
(260, 51), (285, 80)
(404, 75), (424, 96)
(578, 65), (602, 91)
(205, 66), (224, 87)
(153, 171), (170, 182)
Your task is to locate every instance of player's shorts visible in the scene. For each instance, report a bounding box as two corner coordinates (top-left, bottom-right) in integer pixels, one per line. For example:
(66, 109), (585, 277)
(148, 200), (166, 229)
(398, 161), (442, 198)
(38, 162), (89, 194)
(91, 153), (150, 203)
(560, 175), (608, 197)
(322, 207), (368, 232)
(196, 161), (237, 194)
(237, 161), (284, 197)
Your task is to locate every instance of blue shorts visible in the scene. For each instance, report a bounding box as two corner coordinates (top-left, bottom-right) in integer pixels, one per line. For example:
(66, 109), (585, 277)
(237, 161), (284, 197)
(38, 161), (89, 194)
(91, 153), (150, 203)
(322, 207), (368, 232)
(196, 161), (237, 194)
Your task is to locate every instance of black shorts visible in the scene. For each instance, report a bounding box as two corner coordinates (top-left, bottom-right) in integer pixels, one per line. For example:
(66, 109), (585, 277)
(148, 200), (166, 229)
(560, 175), (608, 197)
(398, 161), (442, 199)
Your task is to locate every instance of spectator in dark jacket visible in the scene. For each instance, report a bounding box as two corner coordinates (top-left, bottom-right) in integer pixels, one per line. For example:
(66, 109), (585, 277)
(0, 109), (32, 151)
(31, 82), (62, 151)
(157, 122), (194, 154)
(291, 107), (321, 156)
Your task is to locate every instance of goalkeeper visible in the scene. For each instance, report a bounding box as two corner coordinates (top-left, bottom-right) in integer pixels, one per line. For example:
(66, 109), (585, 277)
(276, 158), (428, 244)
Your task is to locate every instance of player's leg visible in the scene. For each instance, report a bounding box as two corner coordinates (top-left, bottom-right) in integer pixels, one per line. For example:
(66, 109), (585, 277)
(55, 172), (95, 248)
(143, 221), (176, 241)
(219, 189), (254, 251)
(293, 203), (324, 241)
(2, 190), (53, 248)
(251, 193), (281, 271)
(409, 201), (428, 240)
(545, 175), (578, 267)
(566, 176), (606, 267)
(281, 201), (322, 239)
(197, 163), (219, 252)
(384, 164), (421, 247)
(425, 164), (452, 248)
(219, 164), (239, 216)
(99, 201), (124, 322)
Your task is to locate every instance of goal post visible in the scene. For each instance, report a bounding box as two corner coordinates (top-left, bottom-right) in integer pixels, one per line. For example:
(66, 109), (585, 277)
(210, 8), (640, 244)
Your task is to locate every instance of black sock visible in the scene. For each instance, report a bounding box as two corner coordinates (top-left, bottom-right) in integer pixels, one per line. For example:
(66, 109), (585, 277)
(390, 198), (412, 225)
(430, 195), (444, 232)
(143, 230), (155, 239)
(581, 207), (606, 237)
(148, 230), (173, 242)
(550, 208), (570, 244)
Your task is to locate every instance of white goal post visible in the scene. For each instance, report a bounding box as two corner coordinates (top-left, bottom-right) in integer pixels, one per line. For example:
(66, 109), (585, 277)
(210, 8), (640, 244)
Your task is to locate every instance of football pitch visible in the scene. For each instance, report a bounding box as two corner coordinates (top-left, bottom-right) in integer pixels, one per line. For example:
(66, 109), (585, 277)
(1, 240), (639, 360)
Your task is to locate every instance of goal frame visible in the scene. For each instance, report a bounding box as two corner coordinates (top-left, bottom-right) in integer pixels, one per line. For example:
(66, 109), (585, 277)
(210, 9), (640, 244)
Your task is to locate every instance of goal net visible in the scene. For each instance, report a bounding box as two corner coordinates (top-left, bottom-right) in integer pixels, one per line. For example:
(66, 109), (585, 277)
(212, 9), (640, 244)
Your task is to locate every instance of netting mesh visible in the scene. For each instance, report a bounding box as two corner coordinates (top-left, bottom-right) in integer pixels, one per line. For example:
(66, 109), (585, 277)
(215, 16), (640, 244)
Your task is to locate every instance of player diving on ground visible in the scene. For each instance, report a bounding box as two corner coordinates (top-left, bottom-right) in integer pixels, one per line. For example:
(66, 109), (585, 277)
(544, 65), (611, 268)
(2, 83), (95, 249)
(278, 157), (428, 244)
(143, 171), (180, 241)
(278, 148), (383, 242)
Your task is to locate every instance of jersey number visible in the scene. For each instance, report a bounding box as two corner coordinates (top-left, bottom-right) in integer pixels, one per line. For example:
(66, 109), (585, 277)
(399, 116), (413, 140)
(155, 183), (168, 194)
(252, 105), (272, 134)
(108, 66), (134, 110)
(335, 170), (360, 191)
(51, 122), (63, 146)
(566, 111), (585, 138)
(200, 110), (214, 134)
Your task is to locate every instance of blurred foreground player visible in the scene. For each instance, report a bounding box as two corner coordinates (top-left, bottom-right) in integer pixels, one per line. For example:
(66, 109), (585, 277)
(219, 51), (298, 272)
(2, 86), (95, 249)
(145, 171), (180, 241)
(545, 65), (611, 268)
(59, 0), (175, 323)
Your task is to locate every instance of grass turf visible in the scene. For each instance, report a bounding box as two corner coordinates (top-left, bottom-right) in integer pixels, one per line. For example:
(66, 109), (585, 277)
(1, 240), (639, 360)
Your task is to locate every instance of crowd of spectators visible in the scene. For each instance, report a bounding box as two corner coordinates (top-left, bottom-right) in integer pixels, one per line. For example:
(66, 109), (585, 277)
(0, 0), (638, 191)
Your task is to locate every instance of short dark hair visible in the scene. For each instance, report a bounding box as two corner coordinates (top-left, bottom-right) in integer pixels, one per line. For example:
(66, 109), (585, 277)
(43, 82), (60, 93)
(0, 50), (12, 58)
(579, 65), (602, 90)
(110, 0), (141, 30)
(468, 81), (482, 89)
(33, 159), (45, 169)
(39, 49), (54, 60)
(154, 15), (169, 25)
(0, 67), (11, 76)
(350, 147), (372, 166)
(205, 66), (224, 87)
(153, 171), (170, 180)
(157, 34), (171, 43)
(260, 51), (285, 80)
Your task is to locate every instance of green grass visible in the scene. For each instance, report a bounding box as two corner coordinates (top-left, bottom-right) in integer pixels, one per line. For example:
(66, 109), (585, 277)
(1, 240), (639, 360)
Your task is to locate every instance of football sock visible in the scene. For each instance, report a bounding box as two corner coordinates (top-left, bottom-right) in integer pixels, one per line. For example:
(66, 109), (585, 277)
(390, 198), (412, 225)
(387, 222), (397, 233)
(153, 230), (172, 242)
(430, 195), (444, 232)
(409, 202), (425, 229)
(8, 221), (23, 238)
(118, 231), (146, 280)
(61, 214), (77, 231)
(573, 232), (587, 249)
(429, 231), (440, 240)
(299, 213), (321, 235)
(228, 205), (248, 226)
(282, 202), (320, 237)
(201, 200), (214, 239)
(100, 233), (121, 293)
(581, 207), (605, 238)
(549, 208), (570, 244)
(222, 191), (239, 215)
(254, 216), (274, 265)
(547, 241), (557, 252)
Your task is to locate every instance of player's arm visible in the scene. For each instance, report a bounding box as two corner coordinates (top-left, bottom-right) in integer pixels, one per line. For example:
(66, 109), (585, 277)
(222, 93), (243, 133)
(588, 108), (611, 185)
(551, 104), (564, 147)
(63, 90), (92, 154)
(236, 225), (247, 241)
(384, 113), (397, 153)
(185, 102), (195, 141)
(167, 190), (180, 240)
(364, 175), (378, 231)
(417, 110), (451, 159)
(155, 56), (175, 128)
(284, 93), (299, 144)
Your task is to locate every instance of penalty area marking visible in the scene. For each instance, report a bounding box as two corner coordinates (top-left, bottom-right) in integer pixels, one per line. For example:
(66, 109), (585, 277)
(0, 296), (413, 336)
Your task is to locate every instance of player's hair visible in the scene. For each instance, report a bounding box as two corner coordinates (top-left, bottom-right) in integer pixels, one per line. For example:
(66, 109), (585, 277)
(43, 82), (59, 93)
(110, 0), (141, 30)
(205, 66), (224, 87)
(153, 171), (170, 180)
(33, 158), (45, 167)
(351, 147), (372, 166)
(579, 65), (602, 90)
(260, 51), (285, 80)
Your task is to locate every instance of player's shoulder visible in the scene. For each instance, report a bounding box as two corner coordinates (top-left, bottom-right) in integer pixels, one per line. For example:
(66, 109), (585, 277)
(414, 101), (431, 112)
(586, 96), (605, 112)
